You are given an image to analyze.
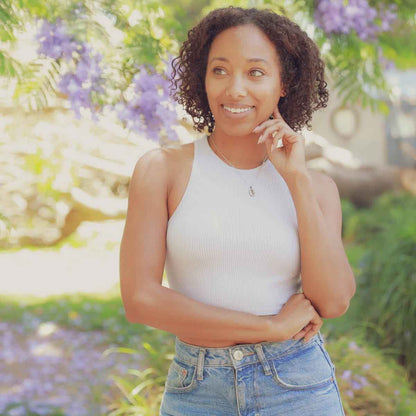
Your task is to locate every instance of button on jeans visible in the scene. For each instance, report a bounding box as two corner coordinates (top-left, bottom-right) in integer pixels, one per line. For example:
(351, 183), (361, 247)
(159, 331), (345, 416)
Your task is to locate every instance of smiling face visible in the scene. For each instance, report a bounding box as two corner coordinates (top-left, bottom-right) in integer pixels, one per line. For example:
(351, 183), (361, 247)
(205, 24), (285, 137)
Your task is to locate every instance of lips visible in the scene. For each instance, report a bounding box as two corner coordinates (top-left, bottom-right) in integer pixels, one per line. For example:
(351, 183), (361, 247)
(221, 104), (255, 115)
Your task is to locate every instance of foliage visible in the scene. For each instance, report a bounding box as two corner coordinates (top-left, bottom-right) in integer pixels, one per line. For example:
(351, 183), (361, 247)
(2, 269), (416, 414)
(340, 198), (357, 239)
(1, 0), (183, 142)
(0, 289), (132, 345)
(326, 335), (416, 416)
(104, 330), (175, 415)
(0, 0), (415, 143)
(330, 192), (416, 378)
(380, 23), (416, 69)
(103, 329), (416, 416)
(314, 0), (397, 41)
(343, 191), (416, 244)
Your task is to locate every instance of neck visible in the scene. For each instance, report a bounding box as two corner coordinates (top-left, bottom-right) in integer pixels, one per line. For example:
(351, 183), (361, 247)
(208, 130), (267, 169)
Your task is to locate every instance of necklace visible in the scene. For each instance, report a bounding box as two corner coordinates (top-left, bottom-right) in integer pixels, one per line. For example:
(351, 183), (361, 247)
(208, 135), (268, 197)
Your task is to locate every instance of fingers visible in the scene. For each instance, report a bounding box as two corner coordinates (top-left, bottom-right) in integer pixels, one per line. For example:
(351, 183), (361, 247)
(292, 324), (320, 343)
(253, 107), (286, 134)
(303, 326), (320, 343)
(291, 312), (323, 343)
(257, 123), (285, 145)
(252, 119), (276, 133)
(303, 315), (323, 342)
(292, 323), (312, 340)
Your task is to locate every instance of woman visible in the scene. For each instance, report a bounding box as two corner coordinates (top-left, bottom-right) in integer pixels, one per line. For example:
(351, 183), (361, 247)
(120, 6), (356, 416)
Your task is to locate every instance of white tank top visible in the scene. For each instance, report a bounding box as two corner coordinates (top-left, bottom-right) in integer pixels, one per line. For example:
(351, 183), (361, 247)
(165, 135), (301, 316)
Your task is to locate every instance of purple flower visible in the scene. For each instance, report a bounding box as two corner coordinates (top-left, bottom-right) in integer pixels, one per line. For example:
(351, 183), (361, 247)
(36, 18), (78, 61)
(351, 379), (363, 390)
(315, 0), (397, 40)
(341, 370), (352, 380)
(358, 375), (369, 387)
(35, 19), (104, 121)
(379, 5), (398, 31)
(114, 66), (179, 142)
(346, 389), (354, 398)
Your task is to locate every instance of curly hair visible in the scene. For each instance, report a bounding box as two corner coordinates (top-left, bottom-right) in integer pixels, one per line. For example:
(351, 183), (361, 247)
(170, 6), (328, 133)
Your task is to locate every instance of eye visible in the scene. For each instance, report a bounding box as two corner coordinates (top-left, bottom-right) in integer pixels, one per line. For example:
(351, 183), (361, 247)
(212, 67), (226, 75)
(250, 69), (265, 77)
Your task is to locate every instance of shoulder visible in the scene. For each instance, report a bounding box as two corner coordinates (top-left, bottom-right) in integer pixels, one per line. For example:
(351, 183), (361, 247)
(307, 169), (339, 198)
(307, 168), (342, 235)
(132, 147), (169, 184)
(131, 143), (192, 193)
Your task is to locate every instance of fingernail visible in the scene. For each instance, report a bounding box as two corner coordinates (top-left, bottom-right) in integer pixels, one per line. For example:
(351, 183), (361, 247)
(257, 135), (263, 144)
(253, 126), (261, 133)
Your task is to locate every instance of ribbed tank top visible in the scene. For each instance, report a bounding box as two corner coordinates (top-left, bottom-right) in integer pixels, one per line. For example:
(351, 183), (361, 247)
(165, 135), (301, 316)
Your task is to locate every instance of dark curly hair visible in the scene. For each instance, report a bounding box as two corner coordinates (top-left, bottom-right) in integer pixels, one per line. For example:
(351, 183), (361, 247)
(170, 6), (328, 133)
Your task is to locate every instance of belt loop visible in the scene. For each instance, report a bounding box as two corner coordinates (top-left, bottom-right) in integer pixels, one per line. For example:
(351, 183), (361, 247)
(254, 344), (272, 376)
(196, 348), (206, 381)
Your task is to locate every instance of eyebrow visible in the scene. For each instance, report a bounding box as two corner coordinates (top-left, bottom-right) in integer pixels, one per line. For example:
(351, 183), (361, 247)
(208, 57), (270, 65)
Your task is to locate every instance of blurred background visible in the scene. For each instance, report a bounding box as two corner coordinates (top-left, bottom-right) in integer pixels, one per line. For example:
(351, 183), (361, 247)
(0, 0), (415, 414)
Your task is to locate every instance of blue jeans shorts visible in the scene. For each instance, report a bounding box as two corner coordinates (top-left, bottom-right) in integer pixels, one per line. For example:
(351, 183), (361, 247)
(159, 331), (345, 416)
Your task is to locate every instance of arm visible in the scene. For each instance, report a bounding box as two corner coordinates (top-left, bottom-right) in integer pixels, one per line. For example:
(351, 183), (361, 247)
(285, 169), (356, 318)
(120, 148), (280, 346)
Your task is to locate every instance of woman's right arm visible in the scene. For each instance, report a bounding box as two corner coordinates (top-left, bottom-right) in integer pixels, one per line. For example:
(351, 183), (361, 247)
(119, 148), (320, 347)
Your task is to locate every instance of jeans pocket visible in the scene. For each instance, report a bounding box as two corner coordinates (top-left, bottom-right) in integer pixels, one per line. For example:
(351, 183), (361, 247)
(271, 341), (334, 391)
(164, 359), (198, 393)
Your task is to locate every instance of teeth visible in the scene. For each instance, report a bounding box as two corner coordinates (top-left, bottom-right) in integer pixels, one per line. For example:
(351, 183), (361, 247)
(223, 105), (253, 114)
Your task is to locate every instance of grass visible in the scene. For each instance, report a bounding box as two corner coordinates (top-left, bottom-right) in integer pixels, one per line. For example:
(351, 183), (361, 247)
(2, 284), (416, 416)
(0, 286), (145, 348)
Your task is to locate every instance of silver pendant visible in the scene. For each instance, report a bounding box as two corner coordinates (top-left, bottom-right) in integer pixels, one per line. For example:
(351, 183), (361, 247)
(248, 186), (255, 197)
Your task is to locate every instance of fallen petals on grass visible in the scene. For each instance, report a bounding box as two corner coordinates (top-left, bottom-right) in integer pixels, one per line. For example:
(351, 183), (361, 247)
(0, 321), (144, 415)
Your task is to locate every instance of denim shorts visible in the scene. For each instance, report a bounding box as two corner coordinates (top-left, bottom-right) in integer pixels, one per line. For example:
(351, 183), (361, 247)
(159, 331), (345, 416)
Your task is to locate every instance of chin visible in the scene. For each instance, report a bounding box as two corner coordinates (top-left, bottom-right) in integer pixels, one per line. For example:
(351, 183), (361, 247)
(216, 123), (255, 137)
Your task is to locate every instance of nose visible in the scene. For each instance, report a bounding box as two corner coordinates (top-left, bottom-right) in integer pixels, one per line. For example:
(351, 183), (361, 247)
(225, 74), (247, 99)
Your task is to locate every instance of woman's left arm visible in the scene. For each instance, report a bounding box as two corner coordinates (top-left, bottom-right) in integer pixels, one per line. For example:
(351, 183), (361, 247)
(286, 169), (356, 318)
(255, 107), (356, 319)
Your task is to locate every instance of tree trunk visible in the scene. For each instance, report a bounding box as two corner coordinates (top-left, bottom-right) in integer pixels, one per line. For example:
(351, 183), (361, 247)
(304, 131), (416, 207)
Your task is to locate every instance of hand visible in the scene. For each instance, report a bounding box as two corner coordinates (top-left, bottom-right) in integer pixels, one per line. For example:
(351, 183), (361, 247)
(269, 293), (323, 343)
(252, 107), (307, 180)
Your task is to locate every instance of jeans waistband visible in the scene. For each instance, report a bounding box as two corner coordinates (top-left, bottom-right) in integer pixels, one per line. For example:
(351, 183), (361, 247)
(174, 332), (324, 381)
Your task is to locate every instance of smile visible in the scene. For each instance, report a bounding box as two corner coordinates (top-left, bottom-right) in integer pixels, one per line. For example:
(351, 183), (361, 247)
(222, 105), (254, 114)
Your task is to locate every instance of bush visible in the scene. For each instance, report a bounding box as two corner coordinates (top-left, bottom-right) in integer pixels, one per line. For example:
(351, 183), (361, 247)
(105, 330), (416, 416)
(326, 335), (416, 416)
(341, 192), (416, 378)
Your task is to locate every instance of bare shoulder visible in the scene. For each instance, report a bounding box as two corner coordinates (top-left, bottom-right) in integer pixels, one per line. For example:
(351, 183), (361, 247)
(130, 143), (190, 191)
(307, 169), (342, 234)
(307, 169), (338, 194)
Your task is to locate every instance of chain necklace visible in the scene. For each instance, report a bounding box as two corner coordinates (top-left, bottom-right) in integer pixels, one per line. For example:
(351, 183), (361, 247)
(208, 135), (268, 197)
